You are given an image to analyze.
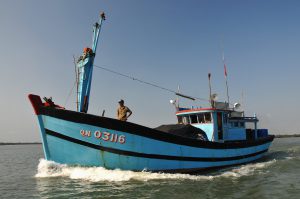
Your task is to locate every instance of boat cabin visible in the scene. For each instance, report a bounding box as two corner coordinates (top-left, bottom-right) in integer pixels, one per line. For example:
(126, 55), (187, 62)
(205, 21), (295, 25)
(175, 103), (267, 142)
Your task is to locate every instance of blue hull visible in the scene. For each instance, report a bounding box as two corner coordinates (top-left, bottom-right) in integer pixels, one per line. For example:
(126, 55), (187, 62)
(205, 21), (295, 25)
(29, 95), (274, 173)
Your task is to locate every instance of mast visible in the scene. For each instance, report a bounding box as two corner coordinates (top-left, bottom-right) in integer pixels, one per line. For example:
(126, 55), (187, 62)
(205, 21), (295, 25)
(77, 12), (106, 113)
(208, 73), (214, 108)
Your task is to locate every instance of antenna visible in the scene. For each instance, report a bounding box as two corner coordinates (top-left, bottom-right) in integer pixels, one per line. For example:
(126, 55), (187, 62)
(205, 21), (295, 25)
(208, 73), (214, 108)
(241, 91), (245, 111)
(177, 85), (180, 107)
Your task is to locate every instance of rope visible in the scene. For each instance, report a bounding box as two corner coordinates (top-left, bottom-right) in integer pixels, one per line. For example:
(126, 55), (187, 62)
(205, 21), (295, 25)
(93, 64), (209, 102)
(64, 80), (77, 107)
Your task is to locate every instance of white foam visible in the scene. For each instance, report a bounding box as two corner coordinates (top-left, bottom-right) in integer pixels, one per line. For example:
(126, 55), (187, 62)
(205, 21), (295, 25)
(219, 159), (276, 178)
(287, 146), (300, 154)
(35, 159), (276, 182)
(285, 157), (294, 160)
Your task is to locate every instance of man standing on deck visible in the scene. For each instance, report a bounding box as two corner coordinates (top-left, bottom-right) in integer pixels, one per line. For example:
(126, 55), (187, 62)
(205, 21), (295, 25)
(117, 99), (132, 121)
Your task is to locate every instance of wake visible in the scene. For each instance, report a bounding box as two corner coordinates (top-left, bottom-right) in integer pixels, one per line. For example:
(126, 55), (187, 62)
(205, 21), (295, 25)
(35, 159), (276, 182)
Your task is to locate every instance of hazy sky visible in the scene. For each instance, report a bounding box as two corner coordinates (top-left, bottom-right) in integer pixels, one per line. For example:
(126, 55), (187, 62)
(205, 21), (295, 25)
(1, 0), (300, 142)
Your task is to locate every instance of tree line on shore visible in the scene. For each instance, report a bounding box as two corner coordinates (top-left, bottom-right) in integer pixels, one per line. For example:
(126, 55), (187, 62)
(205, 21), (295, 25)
(0, 142), (41, 145)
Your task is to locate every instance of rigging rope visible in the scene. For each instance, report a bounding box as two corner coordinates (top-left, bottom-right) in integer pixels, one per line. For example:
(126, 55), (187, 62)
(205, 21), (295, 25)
(93, 64), (209, 102)
(64, 63), (232, 107)
(64, 80), (77, 107)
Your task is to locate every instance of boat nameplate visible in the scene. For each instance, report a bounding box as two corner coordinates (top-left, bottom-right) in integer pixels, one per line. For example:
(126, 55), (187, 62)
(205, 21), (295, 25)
(80, 130), (126, 144)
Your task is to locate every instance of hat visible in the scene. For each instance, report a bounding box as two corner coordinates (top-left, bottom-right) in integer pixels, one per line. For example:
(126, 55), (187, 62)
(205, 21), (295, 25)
(118, 99), (124, 104)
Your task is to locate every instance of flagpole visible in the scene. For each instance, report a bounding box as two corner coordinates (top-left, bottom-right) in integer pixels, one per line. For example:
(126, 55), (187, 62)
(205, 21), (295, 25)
(222, 52), (230, 108)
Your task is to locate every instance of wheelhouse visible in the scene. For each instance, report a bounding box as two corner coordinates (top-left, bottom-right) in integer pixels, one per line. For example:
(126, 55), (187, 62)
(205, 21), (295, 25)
(176, 106), (267, 142)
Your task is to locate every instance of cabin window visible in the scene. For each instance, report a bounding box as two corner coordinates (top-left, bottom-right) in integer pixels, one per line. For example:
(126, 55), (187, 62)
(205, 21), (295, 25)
(223, 113), (228, 123)
(196, 113), (212, 123)
(232, 122), (244, 128)
(204, 113), (212, 123)
(190, 114), (198, 124)
(198, 114), (205, 123)
(177, 116), (183, 124)
(182, 116), (190, 124)
(240, 122), (245, 128)
(234, 122), (239, 127)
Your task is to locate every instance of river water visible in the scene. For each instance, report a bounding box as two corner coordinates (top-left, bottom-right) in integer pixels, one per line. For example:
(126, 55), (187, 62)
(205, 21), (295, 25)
(0, 138), (299, 199)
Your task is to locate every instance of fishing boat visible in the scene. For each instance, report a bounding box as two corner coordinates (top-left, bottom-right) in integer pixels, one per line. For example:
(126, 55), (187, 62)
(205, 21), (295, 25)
(28, 13), (274, 173)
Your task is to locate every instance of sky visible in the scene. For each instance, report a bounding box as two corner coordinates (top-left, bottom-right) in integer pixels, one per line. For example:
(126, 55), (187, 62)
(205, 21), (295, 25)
(1, 0), (300, 142)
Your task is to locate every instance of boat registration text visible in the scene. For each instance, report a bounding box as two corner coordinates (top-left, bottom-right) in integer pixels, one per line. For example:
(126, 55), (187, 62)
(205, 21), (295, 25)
(80, 130), (126, 144)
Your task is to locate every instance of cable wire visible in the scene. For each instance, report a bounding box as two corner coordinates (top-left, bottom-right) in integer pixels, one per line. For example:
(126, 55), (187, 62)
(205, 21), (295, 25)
(93, 64), (209, 102)
(64, 80), (77, 107)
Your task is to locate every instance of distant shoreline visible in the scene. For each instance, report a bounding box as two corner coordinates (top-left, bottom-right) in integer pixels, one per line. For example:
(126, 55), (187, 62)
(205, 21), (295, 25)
(274, 134), (300, 138)
(0, 142), (41, 145)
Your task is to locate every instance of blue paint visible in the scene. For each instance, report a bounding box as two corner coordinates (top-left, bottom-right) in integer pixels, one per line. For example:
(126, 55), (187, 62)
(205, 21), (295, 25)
(224, 128), (246, 140)
(37, 115), (272, 171)
(192, 124), (214, 141)
(176, 109), (261, 142)
(43, 132), (270, 170)
(257, 129), (269, 138)
(37, 115), (50, 159)
(77, 14), (105, 113)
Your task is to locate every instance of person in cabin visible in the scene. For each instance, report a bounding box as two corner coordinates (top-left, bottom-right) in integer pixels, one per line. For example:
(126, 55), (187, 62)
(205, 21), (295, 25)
(117, 99), (132, 121)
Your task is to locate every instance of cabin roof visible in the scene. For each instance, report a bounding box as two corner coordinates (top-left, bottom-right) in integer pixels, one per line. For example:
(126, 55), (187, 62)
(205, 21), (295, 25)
(176, 108), (230, 115)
